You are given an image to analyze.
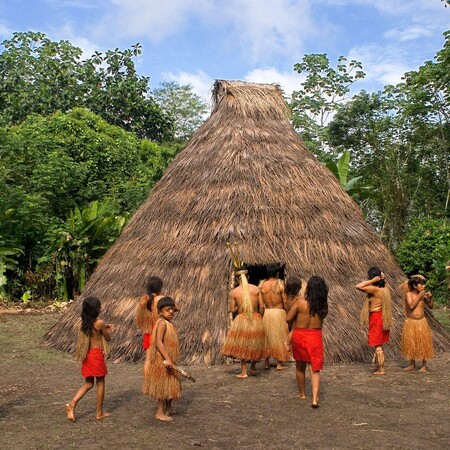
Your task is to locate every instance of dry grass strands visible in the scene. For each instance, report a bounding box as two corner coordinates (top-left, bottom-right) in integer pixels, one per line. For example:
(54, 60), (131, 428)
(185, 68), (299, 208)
(43, 80), (450, 365)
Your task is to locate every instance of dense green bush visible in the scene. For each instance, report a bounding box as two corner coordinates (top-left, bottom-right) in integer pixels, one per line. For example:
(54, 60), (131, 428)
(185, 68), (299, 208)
(396, 218), (450, 304)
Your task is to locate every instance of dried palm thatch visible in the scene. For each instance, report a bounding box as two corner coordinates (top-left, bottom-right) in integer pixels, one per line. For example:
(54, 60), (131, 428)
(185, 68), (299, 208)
(44, 80), (450, 365)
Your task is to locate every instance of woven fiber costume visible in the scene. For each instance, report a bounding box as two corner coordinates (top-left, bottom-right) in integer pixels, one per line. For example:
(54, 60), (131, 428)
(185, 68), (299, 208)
(76, 330), (110, 378)
(291, 328), (324, 371)
(143, 318), (181, 401)
(262, 309), (290, 361)
(401, 317), (435, 360)
(221, 269), (267, 361)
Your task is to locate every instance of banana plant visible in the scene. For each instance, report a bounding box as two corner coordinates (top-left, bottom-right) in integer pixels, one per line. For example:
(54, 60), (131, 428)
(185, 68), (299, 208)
(325, 150), (365, 196)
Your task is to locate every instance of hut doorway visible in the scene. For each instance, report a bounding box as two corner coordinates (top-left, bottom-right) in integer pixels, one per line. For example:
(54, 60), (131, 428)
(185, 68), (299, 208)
(246, 263), (285, 285)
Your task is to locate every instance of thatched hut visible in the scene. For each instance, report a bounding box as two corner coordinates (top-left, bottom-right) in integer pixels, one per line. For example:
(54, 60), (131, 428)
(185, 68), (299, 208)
(44, 80), (450, 365)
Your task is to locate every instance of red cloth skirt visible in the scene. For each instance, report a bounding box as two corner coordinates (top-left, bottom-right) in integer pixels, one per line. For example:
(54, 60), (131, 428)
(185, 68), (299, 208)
(292, 328), (324, 371)
(143, 333), (151, 350)
(368, 311), (390, 347)
(81, 348), (107, 378)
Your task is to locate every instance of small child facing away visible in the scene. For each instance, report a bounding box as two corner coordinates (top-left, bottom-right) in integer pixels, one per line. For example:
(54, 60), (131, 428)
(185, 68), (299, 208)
(65, 296), (115, 421)
(143, 296), (181, 422)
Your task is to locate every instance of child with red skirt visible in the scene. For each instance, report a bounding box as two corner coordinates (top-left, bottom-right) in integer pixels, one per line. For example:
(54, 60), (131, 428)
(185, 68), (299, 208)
(65, 296), (115, 421)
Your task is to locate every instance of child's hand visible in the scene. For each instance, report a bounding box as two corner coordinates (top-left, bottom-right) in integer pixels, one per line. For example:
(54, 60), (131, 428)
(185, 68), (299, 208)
(106, 324), (115, 332)
(163, 359), (173, 368)
(380, 272), (386, 280)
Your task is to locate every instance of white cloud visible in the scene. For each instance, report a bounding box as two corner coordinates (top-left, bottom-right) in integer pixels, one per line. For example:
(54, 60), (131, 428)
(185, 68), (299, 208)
(384, 25), (434, 43)
(161, 70), (214, 102)
(244, 67), (304, 97)
(52, 24), (100, 58)
(98, 0), (314, 62)
(0, 23), (14, 40)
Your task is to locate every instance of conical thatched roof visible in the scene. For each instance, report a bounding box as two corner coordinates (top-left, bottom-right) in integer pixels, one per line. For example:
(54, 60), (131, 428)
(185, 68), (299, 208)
(44, 80), (450, 365)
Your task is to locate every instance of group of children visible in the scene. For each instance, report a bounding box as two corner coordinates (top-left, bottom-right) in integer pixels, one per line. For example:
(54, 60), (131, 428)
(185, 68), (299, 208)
(356, 267), (435, 375)
(65, 266), (436, 421)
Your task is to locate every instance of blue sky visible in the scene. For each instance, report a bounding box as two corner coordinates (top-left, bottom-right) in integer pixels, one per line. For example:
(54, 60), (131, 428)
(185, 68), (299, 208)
(1, 0), (449, 102)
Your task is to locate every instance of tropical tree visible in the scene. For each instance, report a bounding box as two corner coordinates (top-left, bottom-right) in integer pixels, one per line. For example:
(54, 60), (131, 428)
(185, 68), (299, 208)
(153, 81), (208, 141)
(290, 53), (365, 158)
(0, 31), (173, 141)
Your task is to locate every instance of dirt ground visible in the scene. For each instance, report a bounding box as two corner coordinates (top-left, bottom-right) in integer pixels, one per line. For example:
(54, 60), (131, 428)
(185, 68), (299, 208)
(1, 311), (449, 450)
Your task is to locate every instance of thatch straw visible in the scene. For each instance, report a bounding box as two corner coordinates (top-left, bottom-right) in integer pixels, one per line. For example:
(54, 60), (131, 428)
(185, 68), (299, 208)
(43, 80), (450, 365)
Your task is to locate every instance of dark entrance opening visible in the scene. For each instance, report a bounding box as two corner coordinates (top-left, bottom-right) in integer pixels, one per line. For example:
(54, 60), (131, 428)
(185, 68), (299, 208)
(246, 263), (285, 285)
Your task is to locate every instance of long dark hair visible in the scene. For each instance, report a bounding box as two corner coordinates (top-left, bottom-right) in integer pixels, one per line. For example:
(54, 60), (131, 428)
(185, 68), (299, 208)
(146, 276), (163, 311)
(285, 276), (302, 298)
(81, 296), (101, 336)
(305, 276), (328, 319)
(368, 267), (385, 288)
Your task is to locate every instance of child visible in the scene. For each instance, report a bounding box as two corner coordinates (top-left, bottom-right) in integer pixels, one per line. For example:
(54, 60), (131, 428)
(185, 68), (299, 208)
(401, 275), (435, 372)
(286, 276), (328, 408)
(143, 296), (181, 422)
(135, 276), (164, 375)
(65, 296), (115, 421)
(355, 267), (392, 375)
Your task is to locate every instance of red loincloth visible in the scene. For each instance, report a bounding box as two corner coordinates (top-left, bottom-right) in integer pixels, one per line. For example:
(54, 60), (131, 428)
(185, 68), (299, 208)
(292, 328), (324, 371)
(81, 348), (107, 378)
(368, 311), (390, 347)
(143, 333), (151, 350)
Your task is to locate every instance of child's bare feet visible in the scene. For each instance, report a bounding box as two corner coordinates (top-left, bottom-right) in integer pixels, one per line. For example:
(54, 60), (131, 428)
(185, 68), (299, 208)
(419, 366), (428, 372)
(311, 402), (319, 408)
(96, 412), (111, 420)
(155, 413), (173, 422)
(373, 369), (385, 375)
(298, 394), (306, 400)
(236, 373), (248, 378)
(403, 365), (416, 371)
(276, 363), (288, 370)
(65, 403), (75, 421)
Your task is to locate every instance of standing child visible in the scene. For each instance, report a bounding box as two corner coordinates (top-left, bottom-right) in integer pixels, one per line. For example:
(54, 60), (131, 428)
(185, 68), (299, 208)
(135, 276), (165, 375)
(401, 275), (435, 372)
(65, 296), (115, 421)
(286, 276), (328, 408)
(143, 296), (181, 422)
(355, 267), (392, 375)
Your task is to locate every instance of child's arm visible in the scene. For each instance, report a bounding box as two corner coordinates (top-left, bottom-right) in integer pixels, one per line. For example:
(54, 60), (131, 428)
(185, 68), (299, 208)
(95, 319), (115, 342)
(285, 302), (298, 323)
(424, 291), (434, 309)
(406, 290), (426, 311)
(155, 320), (173, 367)
(355, 274), (385, 294)
(258, 290), (265, 316)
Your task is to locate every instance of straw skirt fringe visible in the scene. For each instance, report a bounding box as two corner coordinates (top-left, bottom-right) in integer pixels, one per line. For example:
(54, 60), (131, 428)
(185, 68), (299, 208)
(221, 312), (267, 360)
(143, 320), (181, 400)
(401, 317), (435, 360)
(262, 309), (290, 361)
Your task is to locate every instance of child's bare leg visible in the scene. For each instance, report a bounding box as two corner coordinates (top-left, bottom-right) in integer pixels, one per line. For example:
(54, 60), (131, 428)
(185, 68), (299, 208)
(155, 399), (173, 421)
(295, 361), (307, 399)
(95, 377), (110, 420)
(403, 359), (416, 371)
(164, 399), (173, 416)
(276, 360), (288, 370)
(373, 346), (385, 375)
(66, 377), (94, 421)
(250, 361), (257, 374)
(419, 359), (428, 372)
(265, 357), (271, 369)
(237, 360), (248, 378)
(309, 365), (320, 407)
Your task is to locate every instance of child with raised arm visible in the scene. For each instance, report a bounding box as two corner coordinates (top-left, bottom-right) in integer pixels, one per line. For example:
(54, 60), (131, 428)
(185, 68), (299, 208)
(143, 296), (181, 422)
(286, 276), (328, 408)
(401, 275), (435, 372)
(355, 267), (392, 375)
(65, 296), (115, 421)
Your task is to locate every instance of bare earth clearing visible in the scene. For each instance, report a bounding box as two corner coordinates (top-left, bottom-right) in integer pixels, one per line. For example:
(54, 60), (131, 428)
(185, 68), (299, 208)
(1, 311), (449, 450)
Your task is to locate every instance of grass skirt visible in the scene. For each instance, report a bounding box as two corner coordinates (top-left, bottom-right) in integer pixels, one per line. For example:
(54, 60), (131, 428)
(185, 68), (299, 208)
(221, 312), (267, 361)
(143, 320), (181, 401)
(401, 317), (435, 360)
(262, 309), (290, 361)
